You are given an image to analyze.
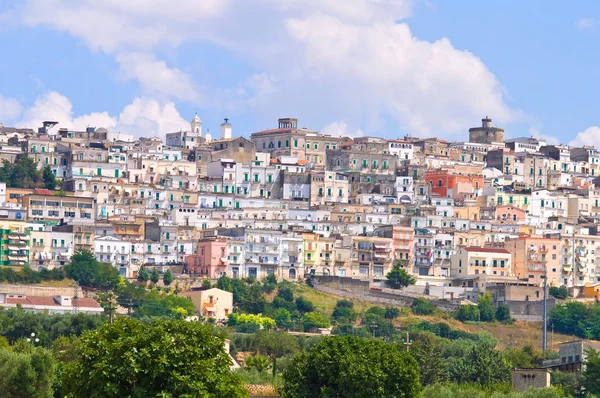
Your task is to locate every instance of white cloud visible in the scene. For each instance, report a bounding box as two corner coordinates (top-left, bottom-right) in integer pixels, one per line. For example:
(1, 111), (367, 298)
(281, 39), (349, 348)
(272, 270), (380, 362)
(0, 95), (23, 122)
(577, 18), (597, 31)
(14, 0), (519, 138)
(322, 121), (364, 138)
(116, 52), (200, 102)
(569, 126), (600, 147)
(285, 15), (518, 136)
(17, 91), (188, 138)
(528, 127), (560, 145)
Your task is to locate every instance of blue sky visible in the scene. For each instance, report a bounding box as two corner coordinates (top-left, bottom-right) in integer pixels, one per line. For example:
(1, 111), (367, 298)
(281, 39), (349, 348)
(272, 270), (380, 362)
(0, 0), (599, 146)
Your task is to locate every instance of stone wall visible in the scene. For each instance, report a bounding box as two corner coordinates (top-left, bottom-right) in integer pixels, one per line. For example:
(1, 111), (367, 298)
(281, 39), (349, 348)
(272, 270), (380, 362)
(311, 276), (458, 312)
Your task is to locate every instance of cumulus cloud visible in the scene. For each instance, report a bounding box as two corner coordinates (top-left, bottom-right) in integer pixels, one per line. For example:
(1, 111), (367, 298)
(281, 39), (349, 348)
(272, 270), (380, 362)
(17, 91), (189, 138)
(322, 121), (364, 138)
(527, 127), (560, 145)
(0, 95), (23, 122)
(12, 0), (519, 138)
(116, 53), (200, 102)
(569, 126), (600, 147)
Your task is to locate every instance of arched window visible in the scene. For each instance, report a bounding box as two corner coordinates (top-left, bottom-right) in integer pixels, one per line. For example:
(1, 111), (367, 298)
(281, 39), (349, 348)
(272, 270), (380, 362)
(558, 224), (563, 230)
(289, 268), (296, 279)
(268, 142), (274, 149)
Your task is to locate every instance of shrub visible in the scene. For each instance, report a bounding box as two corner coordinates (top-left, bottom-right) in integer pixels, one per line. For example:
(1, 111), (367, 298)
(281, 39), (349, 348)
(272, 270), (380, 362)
(411, 297), (436, 315)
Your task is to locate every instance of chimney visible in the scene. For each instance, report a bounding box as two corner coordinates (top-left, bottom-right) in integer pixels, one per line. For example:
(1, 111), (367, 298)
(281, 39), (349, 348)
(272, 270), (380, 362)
(220, 118), (232, 140)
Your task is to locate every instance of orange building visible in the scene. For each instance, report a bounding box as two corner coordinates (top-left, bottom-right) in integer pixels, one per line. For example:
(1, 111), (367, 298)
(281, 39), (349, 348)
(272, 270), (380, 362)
(505, 236), (561, 286)
(425, 169), (483, 198)
(495, 205), (526, 222)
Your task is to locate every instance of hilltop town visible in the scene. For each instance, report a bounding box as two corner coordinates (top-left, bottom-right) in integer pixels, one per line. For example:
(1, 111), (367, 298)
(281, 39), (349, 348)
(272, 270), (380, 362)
(0, 115), (597, 300)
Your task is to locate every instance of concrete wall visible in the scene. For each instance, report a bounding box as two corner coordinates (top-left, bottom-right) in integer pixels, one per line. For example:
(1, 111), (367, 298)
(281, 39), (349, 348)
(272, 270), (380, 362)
(512, 369), (550, 392)
(0, 284), (83, 298)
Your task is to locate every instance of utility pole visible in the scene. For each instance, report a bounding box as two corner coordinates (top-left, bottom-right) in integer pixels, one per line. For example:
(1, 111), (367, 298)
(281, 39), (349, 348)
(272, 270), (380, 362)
(403, 331), (412, 352)
(73, 281), (79, 314)
(542, 263), (547, 352)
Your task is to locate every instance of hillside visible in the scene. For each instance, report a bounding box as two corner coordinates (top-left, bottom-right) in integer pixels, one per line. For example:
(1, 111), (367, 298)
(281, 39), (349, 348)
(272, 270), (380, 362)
(291, 283), (582, 350)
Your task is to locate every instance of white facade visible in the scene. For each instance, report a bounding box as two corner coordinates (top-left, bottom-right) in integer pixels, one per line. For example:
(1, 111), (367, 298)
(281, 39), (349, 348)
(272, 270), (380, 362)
(94, 236), (133, 277)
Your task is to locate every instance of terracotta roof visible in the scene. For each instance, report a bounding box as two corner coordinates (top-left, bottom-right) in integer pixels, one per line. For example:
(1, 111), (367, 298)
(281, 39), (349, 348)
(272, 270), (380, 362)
(34, 189), (53, 195)
(464, 247), (510, 254)
(6, 296), (101, 308)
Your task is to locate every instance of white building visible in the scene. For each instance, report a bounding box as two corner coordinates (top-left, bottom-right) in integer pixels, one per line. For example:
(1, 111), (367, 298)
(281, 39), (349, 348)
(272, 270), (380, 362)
(94, 236), (133, 277)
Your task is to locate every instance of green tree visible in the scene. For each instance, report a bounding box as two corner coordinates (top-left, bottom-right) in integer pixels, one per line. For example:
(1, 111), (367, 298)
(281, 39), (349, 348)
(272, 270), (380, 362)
(281, 336), (420, 398)
(496, 303), (512, 322)
(385, 306), (401, 320)
(216, 274), (233, 292)
(411, 332), (448, 386)
(42, 165), (57, 190)
(254, 330), (300, 376)
(295, 296), (315, 313)
(549, 285), (568, 300)
(64, 250), (120, 290)
(62, 317), (247, 397)
(411, 297), (436, 315)
(277, 286), (294, 302)
(0, 346), (55, 398)
(302, 312), (330, 332)
(582, 347), (600, 395)
(332, 299), (357, 324)
(477, 292), (496, 322)
(3, 157), (42, 188)
(202, 278), (212, 288)
(273, 308), (292, 329)
(385, 261), (416, 289)
(448, 343), (511, 386)
(163, 269), (173, 286)
(244, 354), (270, 372)
(454, 304), (480, 322)
(136, 265), (149, 282)
(239, 283), (266, 314)
(150, 267), (160, 284)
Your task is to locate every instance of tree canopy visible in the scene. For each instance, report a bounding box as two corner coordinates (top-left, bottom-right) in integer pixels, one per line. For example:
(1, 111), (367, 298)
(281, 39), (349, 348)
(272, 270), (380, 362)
(62, 317), (247, 397)
(281, 336), (420, 398)
(0, 346), (56, 398)
(64, 250), (120, 290)
(386, 261), (416, 289)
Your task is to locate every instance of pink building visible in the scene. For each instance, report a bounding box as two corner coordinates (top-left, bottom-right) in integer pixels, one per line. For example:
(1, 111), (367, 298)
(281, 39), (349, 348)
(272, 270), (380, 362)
(184, 238), (228, 278)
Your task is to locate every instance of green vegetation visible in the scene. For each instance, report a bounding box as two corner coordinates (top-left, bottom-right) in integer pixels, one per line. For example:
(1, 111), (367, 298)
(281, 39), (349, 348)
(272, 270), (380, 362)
(549, 286), (568, 300)
(64, 250), (120, 290)
(0, 345), (55, 398)
(281, 336), (420, 398)
(0, 157), (61, 190)
(454, 304), (480, 322)
(0, 265), (65, 284)
(115, 281), (196, 319)
(582, 347), (600, 395)
(386, 260), (416, 289)
(421, 384), (561, 398)
(62, 317), (247, 397)
(163, 268), (173, 286)
(549, 301), (600, 339)
(411, 297), (436, 315)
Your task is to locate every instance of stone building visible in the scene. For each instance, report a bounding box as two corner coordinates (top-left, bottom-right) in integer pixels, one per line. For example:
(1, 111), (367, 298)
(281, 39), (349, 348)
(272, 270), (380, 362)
(250, 118), (342, 169)
(469, 117), (504, 144)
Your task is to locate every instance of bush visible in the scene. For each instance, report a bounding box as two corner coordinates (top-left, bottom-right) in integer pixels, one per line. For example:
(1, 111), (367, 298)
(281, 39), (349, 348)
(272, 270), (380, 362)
(365, 306), (386, 317)
(302, 312), (330, 332)
(411, 297), (436, 315)
(332, 300), (357, 324)
(454, 305), (480, 322)
(496, 303), (512, 323)
(277, 286), (294, 302)
(549, 286), (568, 300)
(295, 297), (315, 313)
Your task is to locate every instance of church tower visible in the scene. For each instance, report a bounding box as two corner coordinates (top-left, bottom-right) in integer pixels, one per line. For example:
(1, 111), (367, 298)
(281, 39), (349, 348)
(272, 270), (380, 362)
(190, 114), (202, 137)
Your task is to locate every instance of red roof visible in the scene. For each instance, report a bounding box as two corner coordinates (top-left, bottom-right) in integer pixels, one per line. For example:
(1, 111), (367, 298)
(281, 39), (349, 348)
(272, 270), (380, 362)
(34, 189), (53, 196)
(464, 247), (510, 254)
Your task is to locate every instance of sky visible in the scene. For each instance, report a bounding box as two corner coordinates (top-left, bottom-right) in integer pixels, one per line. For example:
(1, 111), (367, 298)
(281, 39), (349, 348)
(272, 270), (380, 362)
(1, 0), (600, 146)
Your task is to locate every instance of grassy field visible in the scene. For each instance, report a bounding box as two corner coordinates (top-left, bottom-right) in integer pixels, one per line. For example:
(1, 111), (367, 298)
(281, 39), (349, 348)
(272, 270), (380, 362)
(289, 283), (583, 350)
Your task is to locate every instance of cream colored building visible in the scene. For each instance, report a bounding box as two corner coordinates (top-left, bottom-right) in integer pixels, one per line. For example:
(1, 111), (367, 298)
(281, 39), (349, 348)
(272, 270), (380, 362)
(181, 287), (233, 321)
(450, 246), (512, 278)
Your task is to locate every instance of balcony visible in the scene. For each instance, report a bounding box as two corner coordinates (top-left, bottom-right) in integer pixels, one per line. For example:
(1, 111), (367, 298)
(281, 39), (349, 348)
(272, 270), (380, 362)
(527, 264), (545, 272)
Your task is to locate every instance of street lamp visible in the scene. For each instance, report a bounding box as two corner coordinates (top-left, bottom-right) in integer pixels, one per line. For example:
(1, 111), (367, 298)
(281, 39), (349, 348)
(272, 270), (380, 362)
(26, 332), (39, 344)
